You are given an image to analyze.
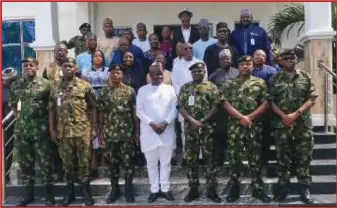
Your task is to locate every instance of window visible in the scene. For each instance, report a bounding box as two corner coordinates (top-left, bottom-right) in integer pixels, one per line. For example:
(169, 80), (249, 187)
(114, 26), (133, 38)
(153, 24), (213, 41)
(2, 20), (36, 75)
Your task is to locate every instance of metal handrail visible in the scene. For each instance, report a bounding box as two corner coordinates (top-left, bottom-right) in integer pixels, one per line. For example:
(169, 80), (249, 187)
(317, 60), (336, 133)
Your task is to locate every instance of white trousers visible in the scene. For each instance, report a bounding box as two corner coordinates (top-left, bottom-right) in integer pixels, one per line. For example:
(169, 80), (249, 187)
(144, 146), (174, 193)
(180, 121), (203, 159)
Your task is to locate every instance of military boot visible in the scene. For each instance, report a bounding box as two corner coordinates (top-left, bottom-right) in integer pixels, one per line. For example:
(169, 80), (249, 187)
(59, 183), (75, 206)
(184, 187), (199, 202)
(252, 188), (271, 203)
(226, 183), (240, 203)
(206, 187), (222, 203)
(16, 184), (34, 206)
(273, 183), (289, 202)
(106, 181), (120, 204)
(45, 184), (55, 206)
(82, 182), (94, 206)
(124, 176), (135, 203)
(299, 184), (314, 204)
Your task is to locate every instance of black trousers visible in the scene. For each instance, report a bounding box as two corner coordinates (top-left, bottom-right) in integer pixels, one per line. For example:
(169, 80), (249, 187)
(261, 111), (274, 167)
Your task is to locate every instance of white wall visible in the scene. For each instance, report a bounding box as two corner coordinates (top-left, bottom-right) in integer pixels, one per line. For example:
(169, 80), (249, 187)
(2, 2), (36, 20)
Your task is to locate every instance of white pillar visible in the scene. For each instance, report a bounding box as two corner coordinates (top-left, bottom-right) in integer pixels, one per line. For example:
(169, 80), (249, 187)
(29, 2), (57, 76)
(299, 2), (335, 127)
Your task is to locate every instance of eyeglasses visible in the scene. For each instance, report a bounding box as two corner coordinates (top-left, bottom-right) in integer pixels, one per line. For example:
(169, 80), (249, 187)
(185, 47), (193, 51)
(281, 57), (296, 61)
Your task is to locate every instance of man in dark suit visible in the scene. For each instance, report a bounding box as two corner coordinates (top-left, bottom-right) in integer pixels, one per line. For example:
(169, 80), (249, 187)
(172, 9), (200, 58)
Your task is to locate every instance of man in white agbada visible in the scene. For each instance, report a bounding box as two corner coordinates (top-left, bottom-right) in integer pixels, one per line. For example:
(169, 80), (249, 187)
(136, 63), (178, 203)
(171, 42), (208, 163)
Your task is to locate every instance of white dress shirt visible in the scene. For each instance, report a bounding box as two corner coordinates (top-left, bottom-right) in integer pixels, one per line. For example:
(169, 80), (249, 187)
(182, 27), (191, 43)
(132, 38), (151, 53)
(136, 84), (178, 153)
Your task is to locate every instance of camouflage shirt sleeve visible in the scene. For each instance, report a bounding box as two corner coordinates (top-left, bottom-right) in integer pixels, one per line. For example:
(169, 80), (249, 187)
(85, 85), (97, 109)
(129, 88), (137, 109)
(268, 74), (277, 101)
(209, 83), (220, 107)
(67, 36), (76, 49)
(305, 73), (319, 99)
(219, 80), (231, 102)
(259, 80), (269, 102)
(9, 80), (21, 109)
(177, 85), (187, 109)
(48, 88), (57, 111)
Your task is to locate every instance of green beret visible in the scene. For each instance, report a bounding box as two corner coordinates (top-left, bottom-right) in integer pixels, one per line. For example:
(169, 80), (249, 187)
(63, 57), (76, 64)
(279, 49), (296, 57)
(21, 57), (38, 65)
(237, 55), (253, 63)
(189, 62), (205, 71)
(79, 23), (91, 30)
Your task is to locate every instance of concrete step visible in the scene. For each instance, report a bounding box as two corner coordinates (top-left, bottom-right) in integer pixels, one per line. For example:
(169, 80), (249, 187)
(3, 194), (336, 207)
(312, 132), (336, 144)
(6, 175), (336, 197)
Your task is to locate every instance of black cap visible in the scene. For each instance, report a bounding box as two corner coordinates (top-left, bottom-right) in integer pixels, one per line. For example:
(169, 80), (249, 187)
(79, 23), (91, 30)
(21, 57), (39, 65)
(279, 49), (296, 57)
(178, 9), (193, 18)
(63, 57), (76, 65)
(189, 62), (205, 71)
(110, 64), (125, 72)
(237, 55), (253, 64)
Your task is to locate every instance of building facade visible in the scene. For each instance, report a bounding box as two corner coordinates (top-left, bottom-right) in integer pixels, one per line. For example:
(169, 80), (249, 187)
(2, 2), (335, 127)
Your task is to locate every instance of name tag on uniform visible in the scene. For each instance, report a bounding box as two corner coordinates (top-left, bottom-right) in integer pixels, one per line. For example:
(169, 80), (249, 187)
(250, 38), (255, 45)
(57, 97), (62, 106)
(17, 100), (22, 111)
(188, 96), (195, 106)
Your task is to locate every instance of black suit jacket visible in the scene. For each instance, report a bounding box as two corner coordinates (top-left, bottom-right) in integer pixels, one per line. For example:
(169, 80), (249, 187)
(172, 26), (200, 58)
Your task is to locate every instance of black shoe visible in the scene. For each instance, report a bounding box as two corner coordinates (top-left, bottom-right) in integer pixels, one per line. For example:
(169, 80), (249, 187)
(273, 184), (289, 202)
(299, 185), (314, 204)
(206, 187), (222, 203)
(124, 177), (135, 203)
(45, 184), (55, 206)
(82, 182), (94, 206)
(148, 193), (159, 203)
(16, 185), (34, 206)
(58, 183), (75, 206)
(161, 191), (175, 201)
(106, 182), (120, 204)
(252, 188), (271, 203)
(91, 169), (99, 179)
(226, 183), (240, 203)
(184, 187), (199, 202)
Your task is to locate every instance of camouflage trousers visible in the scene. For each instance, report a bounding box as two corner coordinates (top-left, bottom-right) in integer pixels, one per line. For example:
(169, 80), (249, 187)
(15, 133), (53, 186)
(59, 133), (92, 184)
(184, 123), (217, 188)
(274, 125), (314, 185)
(105, 137), (135, 183)
(227, 122), (264, 189)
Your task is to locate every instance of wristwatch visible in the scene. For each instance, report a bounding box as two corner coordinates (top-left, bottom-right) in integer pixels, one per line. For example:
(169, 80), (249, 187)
(296, 109), (302, 115)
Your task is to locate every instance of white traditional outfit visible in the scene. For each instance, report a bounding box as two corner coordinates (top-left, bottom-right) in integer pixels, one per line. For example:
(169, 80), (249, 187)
(171, 57), (208, 158)
(136, 83), (178, 194)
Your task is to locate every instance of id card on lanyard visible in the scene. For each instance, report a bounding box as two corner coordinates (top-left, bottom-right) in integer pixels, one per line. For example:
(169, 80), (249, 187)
(188, 90), (196, 106)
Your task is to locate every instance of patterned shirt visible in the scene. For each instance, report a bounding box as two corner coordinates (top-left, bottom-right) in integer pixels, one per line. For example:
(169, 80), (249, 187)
(97, 84), (136, 140)
(10, 76), (51, 135)
(43, 63), (63, 87)
(49, 77), (96, 138)
(269, 69), (318, 128)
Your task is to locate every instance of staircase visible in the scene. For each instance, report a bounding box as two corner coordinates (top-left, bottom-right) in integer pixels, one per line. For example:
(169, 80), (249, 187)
(3, 131), (336, 206)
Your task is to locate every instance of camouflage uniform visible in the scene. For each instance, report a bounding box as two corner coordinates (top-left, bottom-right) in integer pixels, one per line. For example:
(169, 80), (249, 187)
(49, 77), (96, 184)
(178, 81), (219, 189)
(97, 84), (136, 183)
(68, 36), (86, 57)
(10, 76), (53, 186)
(269, 69), (318, 186)
(220, 76), (268, 189)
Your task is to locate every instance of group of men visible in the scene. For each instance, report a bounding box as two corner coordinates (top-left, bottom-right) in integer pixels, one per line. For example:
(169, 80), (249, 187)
(2, 7), (318, 207)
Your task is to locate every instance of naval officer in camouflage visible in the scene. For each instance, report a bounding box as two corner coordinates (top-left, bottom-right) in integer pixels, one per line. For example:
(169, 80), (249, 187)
(269, 49), (318, 204)
(48, 57), (97, 206)
(97, 64), (139, 203)
(220, 55), (271, 203)
(67, 23), (91, 57)
(10, 57), (55, 206)
(177, 62), (221, 203)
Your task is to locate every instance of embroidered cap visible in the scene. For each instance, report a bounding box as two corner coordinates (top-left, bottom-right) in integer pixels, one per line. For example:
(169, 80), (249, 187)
(103, 18), (113, 25)
(198, 19), (209, 29)
(178, 8), (193, 18)
(136, 22), (147, 30)
(219, 49), (232, 58)
(240, 9), (252, 16)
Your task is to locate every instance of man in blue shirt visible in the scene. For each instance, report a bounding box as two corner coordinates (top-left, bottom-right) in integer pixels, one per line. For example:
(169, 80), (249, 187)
(230, 9), (273, 65)
(251, 49), (277, 83)
(192, 19), (217, 60)
(76, 33), (97, 74)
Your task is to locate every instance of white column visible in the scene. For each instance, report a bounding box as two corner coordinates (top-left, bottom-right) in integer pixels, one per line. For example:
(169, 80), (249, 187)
(299, 2), (335, 127)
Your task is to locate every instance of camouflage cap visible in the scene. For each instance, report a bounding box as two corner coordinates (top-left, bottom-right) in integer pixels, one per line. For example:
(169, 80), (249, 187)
(278, 48), (296, 57)
(21, 57), (39, 65)
(63, 57), (76, 64)
(189, 62), (205, 71)
(79, 22), (91, 30)
(237, 55), (253, 63)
